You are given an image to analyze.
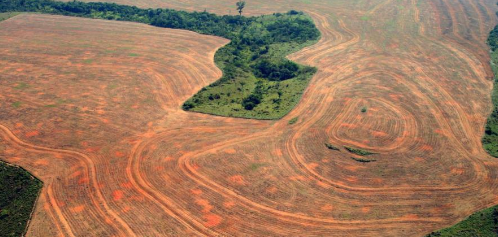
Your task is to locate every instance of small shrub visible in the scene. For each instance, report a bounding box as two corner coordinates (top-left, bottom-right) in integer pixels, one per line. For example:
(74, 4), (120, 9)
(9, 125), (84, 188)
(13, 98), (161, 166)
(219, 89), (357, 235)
(11, 101), (21, 108)
(14, 82), (29, 90)
(249, 163), (266, 171)
(325, 143), (340, 151)
(182, 102), (195, 110)
(361, 106), (367, 113)
(288, 117), (298, 124)
(344, 146), (376, 156)
(351, 157), (376, 163)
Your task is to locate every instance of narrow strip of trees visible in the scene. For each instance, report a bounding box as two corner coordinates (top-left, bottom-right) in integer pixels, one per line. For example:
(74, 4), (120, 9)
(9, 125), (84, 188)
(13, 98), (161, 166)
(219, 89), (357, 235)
(484, 24), (498, 157)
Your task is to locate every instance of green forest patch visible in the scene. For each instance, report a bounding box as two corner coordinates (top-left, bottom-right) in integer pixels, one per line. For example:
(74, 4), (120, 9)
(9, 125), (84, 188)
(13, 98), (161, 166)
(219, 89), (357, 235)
(483, 23), (498, 157)
(0, 162), (43, 237)
(426, 205), (498, 237)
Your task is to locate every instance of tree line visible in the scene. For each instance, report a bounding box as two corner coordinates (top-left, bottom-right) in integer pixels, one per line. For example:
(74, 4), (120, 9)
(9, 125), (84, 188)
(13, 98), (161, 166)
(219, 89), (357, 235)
(484, 23), (498, 157)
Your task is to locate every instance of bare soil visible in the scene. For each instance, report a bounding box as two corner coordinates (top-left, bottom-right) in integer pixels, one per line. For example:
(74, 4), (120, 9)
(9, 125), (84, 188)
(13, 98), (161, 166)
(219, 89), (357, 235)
(1, 0), (498, 235)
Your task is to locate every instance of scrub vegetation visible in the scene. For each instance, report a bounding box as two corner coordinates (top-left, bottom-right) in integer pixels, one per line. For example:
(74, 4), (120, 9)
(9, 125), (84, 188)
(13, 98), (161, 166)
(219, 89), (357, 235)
(344, 146), (376, 156)
(325, 143), (340, 151)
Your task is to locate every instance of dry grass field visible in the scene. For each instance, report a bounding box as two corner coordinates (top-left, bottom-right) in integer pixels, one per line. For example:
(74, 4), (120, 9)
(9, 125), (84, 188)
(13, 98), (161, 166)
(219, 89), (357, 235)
(1, 0), (498, 236)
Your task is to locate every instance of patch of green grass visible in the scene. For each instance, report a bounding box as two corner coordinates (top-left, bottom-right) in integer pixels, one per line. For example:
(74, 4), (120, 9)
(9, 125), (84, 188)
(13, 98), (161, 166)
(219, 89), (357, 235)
(288, 117), (298, 125)
(360, 15), (370, 21)
(351, 157), (376, 163)
(107, 84), (118, 90)
(426, 205), (498, 237)
(344, 146), (376, 156)
(0, 161), (43, 237)
(43, 99), (67, 108)
(325, 143), (340, 151)
(249, 163), (266, 171)
(82, 59), (93, 64)
(128, 53), (139, 57)
(14, 82), (29, 90)
(11, 101), (21, 108)
(0, 12), (21, 22)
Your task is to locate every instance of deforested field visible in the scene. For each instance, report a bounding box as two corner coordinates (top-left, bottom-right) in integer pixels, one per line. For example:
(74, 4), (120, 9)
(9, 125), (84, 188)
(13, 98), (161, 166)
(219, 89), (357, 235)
(1, 0), (498, 236)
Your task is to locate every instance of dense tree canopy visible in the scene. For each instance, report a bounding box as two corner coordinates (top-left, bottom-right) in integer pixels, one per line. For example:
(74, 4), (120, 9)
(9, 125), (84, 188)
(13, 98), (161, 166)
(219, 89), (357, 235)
(0, 162), (42, 237)
(484, 24), (498, 157)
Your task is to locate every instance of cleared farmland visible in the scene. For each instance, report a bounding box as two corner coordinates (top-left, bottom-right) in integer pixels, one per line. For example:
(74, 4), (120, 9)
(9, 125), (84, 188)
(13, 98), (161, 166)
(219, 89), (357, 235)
(1, 0), (498, 236)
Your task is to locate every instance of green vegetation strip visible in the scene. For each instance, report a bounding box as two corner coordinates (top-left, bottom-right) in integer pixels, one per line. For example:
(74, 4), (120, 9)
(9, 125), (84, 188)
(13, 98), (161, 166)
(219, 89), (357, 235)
(0, 12), (21, 22)
(288, 117), (298, 125)
(1, 0), (320, 119)
(325, 143), (340, 151)
(350, 157), (376, 163)
(483, 23), (498, 157)
(344, 146), (376, 156)
(0, 161), (43, 237)
(426, 205), (498, 237)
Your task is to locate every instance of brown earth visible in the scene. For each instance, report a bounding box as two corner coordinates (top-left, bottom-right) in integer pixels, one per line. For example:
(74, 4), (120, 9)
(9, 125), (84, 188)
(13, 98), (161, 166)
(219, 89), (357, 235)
(1, 0), (498, 236)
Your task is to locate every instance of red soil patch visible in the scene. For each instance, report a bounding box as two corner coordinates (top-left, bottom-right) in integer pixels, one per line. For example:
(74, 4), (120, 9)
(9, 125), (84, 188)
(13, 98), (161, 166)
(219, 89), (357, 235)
(321, 204), (333, 212)
(163, 156), (174, 162)
(34, 159), (49, 166)
(191, 189), (203, 195)
(308, 162), (319, 170)
(371, 131), (388, 137)
(112, 190), (124, 201)
(228, 175), (246, 185)
(203, 214), (222, 228)
(120, 182), (133, 189)
(195, 199), (213, 213)
(25, 131), (39, 138)
(274, 148), (283, 157)
(266, 186), (278, 194)
(421, 145), (434, 151)
(78, 177), (89, 185)
(223, 201), (236, 208)
(361, 207), (371, 213)
(70, 205), (85, 213)
(224, 148), (236, 154)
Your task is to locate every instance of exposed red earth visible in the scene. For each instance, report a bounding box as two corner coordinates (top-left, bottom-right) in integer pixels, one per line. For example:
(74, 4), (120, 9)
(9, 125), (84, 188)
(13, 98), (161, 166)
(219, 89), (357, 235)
(1, 0), (498, 236)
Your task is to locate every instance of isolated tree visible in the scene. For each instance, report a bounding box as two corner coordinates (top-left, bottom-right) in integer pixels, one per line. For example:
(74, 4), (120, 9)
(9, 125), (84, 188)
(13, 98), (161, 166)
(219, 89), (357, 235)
(236, 1), (245, 16)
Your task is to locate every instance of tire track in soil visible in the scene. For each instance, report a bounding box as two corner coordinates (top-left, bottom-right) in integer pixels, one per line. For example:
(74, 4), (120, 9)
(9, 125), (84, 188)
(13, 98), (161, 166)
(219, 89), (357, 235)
(0, 124), (136, 236)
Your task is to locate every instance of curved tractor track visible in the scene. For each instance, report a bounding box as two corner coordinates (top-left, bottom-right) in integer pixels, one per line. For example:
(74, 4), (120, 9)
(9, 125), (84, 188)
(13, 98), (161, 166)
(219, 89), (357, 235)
(1, 0), (498, 236)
